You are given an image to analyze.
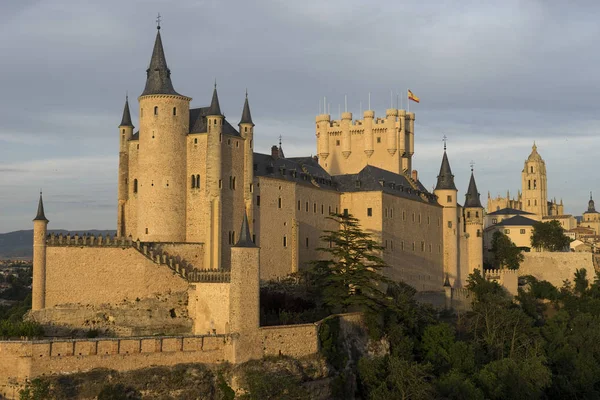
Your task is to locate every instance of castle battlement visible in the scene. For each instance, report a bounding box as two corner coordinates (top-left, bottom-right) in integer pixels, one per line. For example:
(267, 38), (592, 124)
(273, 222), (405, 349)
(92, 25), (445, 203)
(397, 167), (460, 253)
(46, 233), (132, 247)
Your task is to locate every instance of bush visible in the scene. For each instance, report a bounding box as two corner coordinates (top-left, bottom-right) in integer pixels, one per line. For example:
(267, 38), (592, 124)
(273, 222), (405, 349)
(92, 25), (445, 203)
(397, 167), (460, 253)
(97, 383), (142, 400)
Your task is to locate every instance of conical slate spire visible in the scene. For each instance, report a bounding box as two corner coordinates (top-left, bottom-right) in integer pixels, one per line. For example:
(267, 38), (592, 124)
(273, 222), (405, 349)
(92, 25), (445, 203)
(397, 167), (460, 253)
(464, 172), (483, 208)
(234, 211), (255, 247)
(33, 192), (48, 222)
(239, 91), (254, 125)
(208, 83), (223, 116)
(435, 151), (457, 191)
(140, 28), (181, 97)
(119, 96), (134, 127)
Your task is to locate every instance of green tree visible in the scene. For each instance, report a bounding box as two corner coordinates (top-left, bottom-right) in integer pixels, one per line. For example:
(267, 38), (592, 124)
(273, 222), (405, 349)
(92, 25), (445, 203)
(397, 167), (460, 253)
(530, 220), (570, 252)
(491, 231), (524, 269)
(310, 213), (391, 312)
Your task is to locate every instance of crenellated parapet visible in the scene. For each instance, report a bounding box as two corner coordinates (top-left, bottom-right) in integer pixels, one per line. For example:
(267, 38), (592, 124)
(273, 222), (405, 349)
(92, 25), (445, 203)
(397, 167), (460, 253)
(46, 233), (133, 247)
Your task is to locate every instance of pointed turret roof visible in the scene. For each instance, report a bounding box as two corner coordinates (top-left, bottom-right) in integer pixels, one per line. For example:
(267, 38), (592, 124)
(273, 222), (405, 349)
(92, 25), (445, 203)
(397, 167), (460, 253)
(239, 91), (253, 125)
(464, 171), (483, 208)
(207, 83), (223, 116)
(588, 192), (596, 213)
(119, 96), (134, 127)
(140, 27), (181, 97)
(435, 151), (457, 191)
(234, 211), (255, 247)
(33, 192), (48, 222)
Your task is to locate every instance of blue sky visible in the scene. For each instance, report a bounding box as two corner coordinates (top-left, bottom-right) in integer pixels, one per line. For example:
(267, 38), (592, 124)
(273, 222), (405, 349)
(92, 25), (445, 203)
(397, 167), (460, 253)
(1, 0), (599, 232)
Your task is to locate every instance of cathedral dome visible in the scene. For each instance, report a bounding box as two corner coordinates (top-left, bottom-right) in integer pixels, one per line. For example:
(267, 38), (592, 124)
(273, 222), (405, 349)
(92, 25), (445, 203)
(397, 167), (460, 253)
(527, 142), (543, 162)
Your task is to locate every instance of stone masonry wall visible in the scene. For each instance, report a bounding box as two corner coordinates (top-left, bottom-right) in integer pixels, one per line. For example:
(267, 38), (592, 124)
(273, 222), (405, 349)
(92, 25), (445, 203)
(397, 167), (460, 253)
(519, 252), (594, 287)
(44, 246), (188, 307)
(261, 323), (319, 358)
(0, 335), (229, 399)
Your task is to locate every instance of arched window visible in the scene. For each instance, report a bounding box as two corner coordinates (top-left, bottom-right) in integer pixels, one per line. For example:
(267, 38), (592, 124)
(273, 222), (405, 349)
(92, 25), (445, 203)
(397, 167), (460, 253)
(191, 175), (196, 188)
(467, 211), (471, 218)
(154, 106), (158, 115)
(133, 179), (138, 193)
(173, 107), (177, 116)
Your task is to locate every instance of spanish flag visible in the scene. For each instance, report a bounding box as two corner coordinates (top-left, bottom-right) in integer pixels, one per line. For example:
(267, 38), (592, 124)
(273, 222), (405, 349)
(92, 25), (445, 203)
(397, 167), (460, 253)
(408, 90), (420, 103)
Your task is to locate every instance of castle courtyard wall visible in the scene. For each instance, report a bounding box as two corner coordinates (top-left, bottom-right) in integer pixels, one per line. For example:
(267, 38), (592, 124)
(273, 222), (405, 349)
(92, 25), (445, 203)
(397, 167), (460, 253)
(156, 243), (205, 268)
(187, 283), (230, 335)
(518, 252), (594, 287)
(44, 246), (188, 307)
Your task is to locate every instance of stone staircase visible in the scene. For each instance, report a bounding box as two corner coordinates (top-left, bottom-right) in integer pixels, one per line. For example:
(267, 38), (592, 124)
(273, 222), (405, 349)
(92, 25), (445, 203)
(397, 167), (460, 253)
(132, 241), (230, 283)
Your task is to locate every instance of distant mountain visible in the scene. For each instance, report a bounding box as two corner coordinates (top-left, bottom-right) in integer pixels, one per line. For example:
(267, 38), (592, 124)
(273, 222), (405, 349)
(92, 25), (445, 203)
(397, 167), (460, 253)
(0, 230), (116, 259)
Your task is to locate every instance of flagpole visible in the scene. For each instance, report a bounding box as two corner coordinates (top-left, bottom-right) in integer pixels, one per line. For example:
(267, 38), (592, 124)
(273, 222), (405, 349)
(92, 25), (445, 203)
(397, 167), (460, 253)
(407, 89), (409, 113)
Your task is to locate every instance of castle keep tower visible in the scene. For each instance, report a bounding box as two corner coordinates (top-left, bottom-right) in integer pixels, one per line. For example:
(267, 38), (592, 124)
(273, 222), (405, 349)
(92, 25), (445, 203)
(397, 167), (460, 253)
(434, 148), (459, 287)
(315, 106), (416, 176)
(136, 25), (191, 242)
(464, 169), (484, 275)
(32, 193), (48, 310)
(117, 97), (134, 237)
(521, 143), (548, 217)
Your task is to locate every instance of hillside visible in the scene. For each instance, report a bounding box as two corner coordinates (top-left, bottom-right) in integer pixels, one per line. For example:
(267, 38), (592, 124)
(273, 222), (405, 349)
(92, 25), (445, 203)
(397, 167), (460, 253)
(0, 230), (116, 259)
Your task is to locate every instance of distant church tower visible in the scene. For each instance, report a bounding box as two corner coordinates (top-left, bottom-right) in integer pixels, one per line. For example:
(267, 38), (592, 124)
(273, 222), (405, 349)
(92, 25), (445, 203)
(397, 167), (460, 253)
(434, 146), (458, 287)
(521, 143), (548, 217)
(463, 168), (484, 275)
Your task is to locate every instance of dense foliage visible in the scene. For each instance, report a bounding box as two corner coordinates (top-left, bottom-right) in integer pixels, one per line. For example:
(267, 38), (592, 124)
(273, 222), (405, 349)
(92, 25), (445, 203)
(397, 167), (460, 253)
(531, 220), (571, 252)
(0, 264), (44, 338)
(490, 231), (524, 269)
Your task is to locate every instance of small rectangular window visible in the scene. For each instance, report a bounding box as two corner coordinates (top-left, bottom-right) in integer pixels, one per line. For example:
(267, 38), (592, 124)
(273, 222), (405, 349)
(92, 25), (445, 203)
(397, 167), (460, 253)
(421, 241), (425, 252)
(390, 209), (393, 218)
(384, 208), (388, 218)
(297, 200), (301, 211)
(278, 198), (282, 209)
(343, 208), (348, 216)
(321, 204), (324, 214)
(306, 237), (309, 248)
(504, 229), (510, 234)
(447, 195), (452, 203)
(367, 208), (373, 217)
(336, 140), (340, 146)
(448, 221), (452, 228)
(283, 236), (287, 247)
(256, 195), (261, 206)
(306, 202), (309, 212)
(520, 229), (526, 234)
(377, 137), (381, 143)
(412, 242), (415, 251)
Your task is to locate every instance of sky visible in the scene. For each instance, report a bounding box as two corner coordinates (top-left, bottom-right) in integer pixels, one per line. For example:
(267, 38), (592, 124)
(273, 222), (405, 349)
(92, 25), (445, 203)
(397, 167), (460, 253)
(1, 0), (599, 233)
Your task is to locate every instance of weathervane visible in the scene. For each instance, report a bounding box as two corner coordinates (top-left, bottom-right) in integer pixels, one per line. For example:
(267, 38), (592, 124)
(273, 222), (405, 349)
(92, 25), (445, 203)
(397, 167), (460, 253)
(156, 13), (162, 29)
(442, 135), (448, 151)
(470, 160), (475, 172)
(279, 135), (283, 148)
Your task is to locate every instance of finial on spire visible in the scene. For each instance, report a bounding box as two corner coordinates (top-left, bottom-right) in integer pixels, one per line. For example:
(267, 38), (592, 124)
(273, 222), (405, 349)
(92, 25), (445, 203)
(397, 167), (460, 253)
(469, 160), (475, 173)
(442, 135), (448, 151)
(214, 79), (217, 89)
(591, 191), (593, 200)
(245, 88), (248, 98)
(279, 135), (282, 148)
(156, 13), (161, 29)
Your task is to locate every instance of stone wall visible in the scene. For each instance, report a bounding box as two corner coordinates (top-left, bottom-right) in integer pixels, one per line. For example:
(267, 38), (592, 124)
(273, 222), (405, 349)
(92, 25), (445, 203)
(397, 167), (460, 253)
(156, 243), (205, 268)
(519, 252), (593, 287)
(188, 283), (230, 335)
(0, 335), (229, 399)
(44, 246), (188, 307)
(261, 324), (319, 358)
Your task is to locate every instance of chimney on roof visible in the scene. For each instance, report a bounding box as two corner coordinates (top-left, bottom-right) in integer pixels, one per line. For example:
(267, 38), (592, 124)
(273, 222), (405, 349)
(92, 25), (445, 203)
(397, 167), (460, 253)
(411, 170), (418, 182)
(271, 145), (279, 159)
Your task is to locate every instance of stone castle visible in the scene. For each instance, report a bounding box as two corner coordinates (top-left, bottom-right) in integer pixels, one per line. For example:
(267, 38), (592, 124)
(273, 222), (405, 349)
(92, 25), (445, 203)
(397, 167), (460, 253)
(1, 25), (489, 396)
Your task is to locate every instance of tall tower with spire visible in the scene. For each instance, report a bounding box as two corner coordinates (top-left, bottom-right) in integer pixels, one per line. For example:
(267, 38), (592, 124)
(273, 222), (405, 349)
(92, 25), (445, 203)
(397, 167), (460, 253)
(136, 24), (191, 242)
(521, 143), (548, 217)
(463, 167), (484, 278)
(434, 145), (459, 287)
(239, 91), (255, 232)
(32, 192), (48, 310)
(117, 96), (134, 237)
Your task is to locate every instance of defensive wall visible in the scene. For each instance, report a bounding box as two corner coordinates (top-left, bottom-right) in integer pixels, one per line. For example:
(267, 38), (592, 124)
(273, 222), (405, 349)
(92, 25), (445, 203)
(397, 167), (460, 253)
(0, 313), (363, 399)
(518, 252), (594, 287)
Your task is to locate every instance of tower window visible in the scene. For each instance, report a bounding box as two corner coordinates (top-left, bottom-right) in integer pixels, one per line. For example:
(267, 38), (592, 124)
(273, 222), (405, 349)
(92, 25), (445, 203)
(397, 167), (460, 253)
(306, 237), (309, 248)
(145, 228), (148, 234)
(448, 221), (452, 228)
(447, 195), (452, 203)
(196, 174), (200, 188)
(154, 106), (158, 115)
(477, 230), (482, 237)
(191, 175), (196, 188)
(173, 107), (177, 116)
(306, 202), (309, 212)
(467, 211), (471, 218)
(367, 208), (373, 217)
(377, 137), (381, 143)
(476, 211), (479, 217)
(528, 180), (531, 190)
(343, 208), (349, 216)
(278, 198), (282, 208)
(257, 195), (261, 206)
(533, 180), (537, 189)
(421, 241), (425, 252)
(194, 138), (198, 144)
(283, 236), (287, 247)
(298, 200), (301, 211)
(321, 205), (324, 214)
(336, 140), (340, 146)
(133, 179), (138, 193)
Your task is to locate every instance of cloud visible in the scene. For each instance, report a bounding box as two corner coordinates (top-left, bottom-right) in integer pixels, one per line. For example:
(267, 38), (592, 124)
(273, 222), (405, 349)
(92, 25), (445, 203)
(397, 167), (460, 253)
(1, 0), (599, 231)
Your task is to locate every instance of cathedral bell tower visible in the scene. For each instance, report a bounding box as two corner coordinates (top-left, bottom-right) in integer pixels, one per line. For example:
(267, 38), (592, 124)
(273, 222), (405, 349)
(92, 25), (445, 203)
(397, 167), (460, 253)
(521, 143), (548, 217)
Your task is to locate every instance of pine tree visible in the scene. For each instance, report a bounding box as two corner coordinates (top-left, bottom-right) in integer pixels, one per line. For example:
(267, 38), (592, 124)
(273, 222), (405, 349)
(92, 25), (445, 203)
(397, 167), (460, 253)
(310, 213), (391, 312)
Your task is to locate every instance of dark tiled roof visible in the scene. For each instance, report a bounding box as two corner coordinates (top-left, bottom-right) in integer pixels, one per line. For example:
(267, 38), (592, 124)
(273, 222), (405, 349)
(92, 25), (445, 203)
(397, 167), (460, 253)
(207, 86), (222, 116)
(120, 97), (134, 127)
(254, 153), (336, 190)
(239, 94), (253, 125)
(234, 211), (255, 247)
(33, 193), (48, 222)
(130, 131), (139, 141)
(189, 107), (240, 136)
(140, 29), (183, 97)
(464, 172), (482, 208)
(496, 215), (538, 226)
(435, 151), (457, 191)
(487, 208), (534, 216)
